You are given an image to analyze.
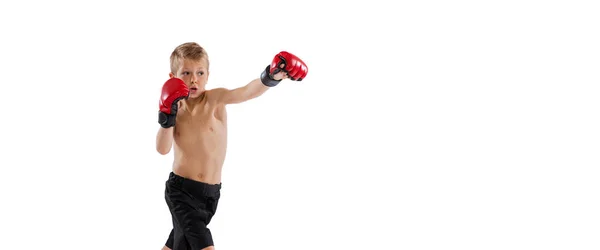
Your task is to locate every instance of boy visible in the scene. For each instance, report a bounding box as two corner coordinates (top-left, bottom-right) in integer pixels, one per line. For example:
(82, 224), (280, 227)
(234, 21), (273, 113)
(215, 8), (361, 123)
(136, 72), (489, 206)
(156, 42), (308, 250)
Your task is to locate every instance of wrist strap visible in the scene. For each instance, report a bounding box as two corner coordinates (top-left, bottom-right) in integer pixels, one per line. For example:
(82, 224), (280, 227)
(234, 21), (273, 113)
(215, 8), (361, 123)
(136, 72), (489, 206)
(260, 65), (281, 87)
(158, 111), (176, 128)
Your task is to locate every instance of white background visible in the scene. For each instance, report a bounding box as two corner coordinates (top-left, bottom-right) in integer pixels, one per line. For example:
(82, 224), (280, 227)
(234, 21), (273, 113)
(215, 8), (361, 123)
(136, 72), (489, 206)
(1, 0), (599, 249)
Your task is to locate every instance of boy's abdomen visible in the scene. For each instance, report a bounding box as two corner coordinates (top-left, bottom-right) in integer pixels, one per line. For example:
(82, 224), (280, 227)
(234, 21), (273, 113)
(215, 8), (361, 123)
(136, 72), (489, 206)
(172, 116), (227, 185)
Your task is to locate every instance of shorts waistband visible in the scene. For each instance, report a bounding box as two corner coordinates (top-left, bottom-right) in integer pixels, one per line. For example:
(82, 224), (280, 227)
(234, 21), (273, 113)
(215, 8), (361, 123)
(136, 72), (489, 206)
(168, 172), (221, 197)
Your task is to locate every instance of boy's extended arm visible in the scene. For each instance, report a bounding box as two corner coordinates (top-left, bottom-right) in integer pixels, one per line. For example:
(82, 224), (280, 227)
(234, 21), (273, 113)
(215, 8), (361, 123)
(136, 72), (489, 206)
(215, 51), (308, 105)
(216, 77), (271, 105)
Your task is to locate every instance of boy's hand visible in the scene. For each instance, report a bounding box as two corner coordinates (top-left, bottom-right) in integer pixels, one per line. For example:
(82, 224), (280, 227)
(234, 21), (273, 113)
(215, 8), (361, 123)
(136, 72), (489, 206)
(271, 71), (289, 81)
(261, 51), (308, 87)
(158, 78), (189, 128)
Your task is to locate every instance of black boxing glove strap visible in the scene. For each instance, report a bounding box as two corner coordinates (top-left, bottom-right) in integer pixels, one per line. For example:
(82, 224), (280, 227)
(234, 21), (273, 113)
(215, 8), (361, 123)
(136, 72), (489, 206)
(260, 65), (282, 87)
(158, 96), (187, 128)
(158, 111), (177, 128)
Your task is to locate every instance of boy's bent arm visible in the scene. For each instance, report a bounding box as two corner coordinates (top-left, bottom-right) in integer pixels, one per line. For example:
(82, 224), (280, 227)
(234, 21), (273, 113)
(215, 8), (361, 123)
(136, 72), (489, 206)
(156, 127), (174, 155)
(156, 77), (188, 155)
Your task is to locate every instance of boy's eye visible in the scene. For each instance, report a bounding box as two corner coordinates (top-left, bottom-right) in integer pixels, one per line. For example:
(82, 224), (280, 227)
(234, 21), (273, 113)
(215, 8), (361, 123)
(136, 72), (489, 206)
(182, 72), (190, 75)
(198, 71), (204, 75)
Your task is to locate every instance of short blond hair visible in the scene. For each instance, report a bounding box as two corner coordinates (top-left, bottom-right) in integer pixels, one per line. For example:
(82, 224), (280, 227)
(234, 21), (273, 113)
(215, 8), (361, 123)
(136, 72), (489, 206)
(170, 42), (209, 74)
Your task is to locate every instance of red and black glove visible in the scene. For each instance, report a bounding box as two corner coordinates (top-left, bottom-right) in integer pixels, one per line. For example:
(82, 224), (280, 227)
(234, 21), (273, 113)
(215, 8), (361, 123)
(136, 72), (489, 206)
(158, 78), (189, 128)
(261, 51), (308, 87)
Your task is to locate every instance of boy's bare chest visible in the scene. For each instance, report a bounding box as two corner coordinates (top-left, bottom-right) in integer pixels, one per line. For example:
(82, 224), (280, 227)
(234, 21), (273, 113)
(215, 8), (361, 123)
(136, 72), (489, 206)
(174, 104), (227, 135)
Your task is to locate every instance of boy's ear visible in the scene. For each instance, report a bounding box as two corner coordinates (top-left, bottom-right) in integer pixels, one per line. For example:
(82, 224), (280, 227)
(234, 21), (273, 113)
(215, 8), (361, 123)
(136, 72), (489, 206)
(169, 72), (175, 78)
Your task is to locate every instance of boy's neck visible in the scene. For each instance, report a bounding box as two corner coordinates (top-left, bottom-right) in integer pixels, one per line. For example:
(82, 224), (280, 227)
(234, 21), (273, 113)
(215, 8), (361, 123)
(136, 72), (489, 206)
(184, 91), (207, 106)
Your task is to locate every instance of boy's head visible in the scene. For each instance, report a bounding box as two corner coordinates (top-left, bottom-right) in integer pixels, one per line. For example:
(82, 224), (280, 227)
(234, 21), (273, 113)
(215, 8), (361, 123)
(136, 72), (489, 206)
(169, 42), (210, 98)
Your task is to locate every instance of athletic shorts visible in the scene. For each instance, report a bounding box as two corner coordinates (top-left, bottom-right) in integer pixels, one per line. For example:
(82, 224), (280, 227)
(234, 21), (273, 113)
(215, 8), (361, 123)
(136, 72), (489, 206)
(164, 172), (221, 250)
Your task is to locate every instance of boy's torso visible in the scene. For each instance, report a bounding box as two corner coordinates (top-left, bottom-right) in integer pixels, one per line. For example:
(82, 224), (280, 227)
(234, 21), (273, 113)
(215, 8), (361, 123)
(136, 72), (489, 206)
(172, 90), (227, 184)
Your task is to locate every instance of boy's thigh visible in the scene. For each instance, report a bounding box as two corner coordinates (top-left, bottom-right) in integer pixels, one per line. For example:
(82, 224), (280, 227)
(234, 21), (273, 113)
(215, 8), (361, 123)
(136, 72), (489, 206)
(165, 174), (219, 249)
(167, 195), (215, 249)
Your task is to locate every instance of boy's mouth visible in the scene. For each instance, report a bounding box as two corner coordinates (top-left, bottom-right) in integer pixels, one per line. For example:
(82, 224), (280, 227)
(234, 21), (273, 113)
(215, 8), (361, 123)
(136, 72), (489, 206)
(190, 87), (198, 93)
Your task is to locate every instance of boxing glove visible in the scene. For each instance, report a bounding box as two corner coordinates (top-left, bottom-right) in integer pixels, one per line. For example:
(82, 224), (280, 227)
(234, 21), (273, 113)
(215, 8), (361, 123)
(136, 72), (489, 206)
(158, 78), (189, 128)
(260, 51), (308, 87)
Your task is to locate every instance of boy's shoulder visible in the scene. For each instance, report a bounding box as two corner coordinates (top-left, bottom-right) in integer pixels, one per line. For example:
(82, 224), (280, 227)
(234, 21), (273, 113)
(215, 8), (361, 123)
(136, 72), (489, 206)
(206, 87), (228, 94)
(204, 88), (229, 103)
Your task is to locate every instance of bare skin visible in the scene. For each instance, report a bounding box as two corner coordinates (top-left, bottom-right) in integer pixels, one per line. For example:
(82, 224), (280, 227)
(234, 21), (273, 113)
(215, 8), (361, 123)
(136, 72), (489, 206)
(158, 58), (287, 250)
(170, 89), (229, 184)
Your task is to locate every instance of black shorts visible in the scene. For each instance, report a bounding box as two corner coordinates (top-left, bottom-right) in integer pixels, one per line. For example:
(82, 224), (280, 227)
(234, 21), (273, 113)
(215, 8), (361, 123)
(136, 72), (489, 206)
(164, 172), (221, 250)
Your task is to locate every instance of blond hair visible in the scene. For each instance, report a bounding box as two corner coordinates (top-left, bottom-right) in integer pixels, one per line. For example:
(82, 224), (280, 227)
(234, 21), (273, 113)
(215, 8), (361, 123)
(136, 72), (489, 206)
(170, 42), (209, 74)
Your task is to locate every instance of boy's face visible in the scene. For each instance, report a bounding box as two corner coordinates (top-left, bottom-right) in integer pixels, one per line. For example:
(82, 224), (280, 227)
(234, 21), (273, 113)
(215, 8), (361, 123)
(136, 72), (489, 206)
(170, 58), (209, 99)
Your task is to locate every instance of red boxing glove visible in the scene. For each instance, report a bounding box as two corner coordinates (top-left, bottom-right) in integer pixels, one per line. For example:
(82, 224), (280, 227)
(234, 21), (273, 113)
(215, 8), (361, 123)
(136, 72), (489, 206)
(158, 78), (189, 128)
(271, 51), (308, 81)
(261, 51), (308, 87)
